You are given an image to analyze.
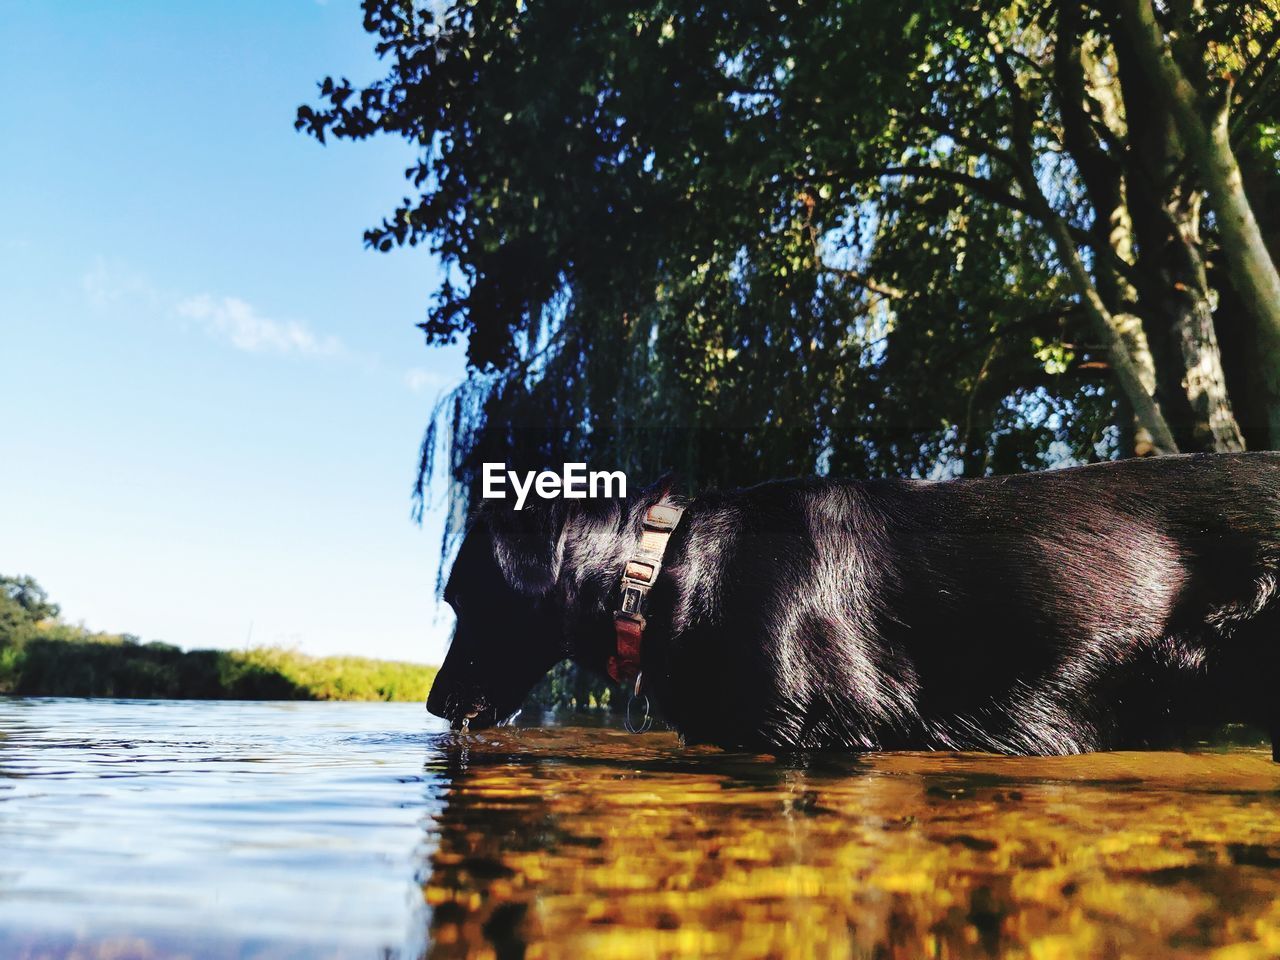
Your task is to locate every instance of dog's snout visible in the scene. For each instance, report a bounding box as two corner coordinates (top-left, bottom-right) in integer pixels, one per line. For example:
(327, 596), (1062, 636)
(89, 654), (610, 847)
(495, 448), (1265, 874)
(427, 681), (492, 729)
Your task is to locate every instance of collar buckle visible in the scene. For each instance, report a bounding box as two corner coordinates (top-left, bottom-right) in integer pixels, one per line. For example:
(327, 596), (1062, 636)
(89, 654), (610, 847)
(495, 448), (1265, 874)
(607, 497), (685, 687)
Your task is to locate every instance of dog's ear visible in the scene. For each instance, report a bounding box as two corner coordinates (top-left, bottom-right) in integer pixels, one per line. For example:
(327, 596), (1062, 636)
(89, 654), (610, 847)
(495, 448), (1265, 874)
(645, 472), (681, 500)
(478, 497), (572, 596)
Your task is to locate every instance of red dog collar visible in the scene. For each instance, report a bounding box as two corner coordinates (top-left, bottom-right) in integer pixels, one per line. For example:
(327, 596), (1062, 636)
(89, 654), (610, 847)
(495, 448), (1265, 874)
(608, 498), (685, 685)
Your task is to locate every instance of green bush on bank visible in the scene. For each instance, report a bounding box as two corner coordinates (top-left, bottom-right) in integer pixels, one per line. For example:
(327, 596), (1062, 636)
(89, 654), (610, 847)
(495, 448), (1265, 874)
(0, 574), (436, 701)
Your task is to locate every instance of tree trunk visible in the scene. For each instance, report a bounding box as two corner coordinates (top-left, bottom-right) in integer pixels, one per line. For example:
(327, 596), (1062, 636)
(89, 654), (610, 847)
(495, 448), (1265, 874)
(1213, 140), (1280, 449)
(1120, 0), (1280, 444)
(1113, 312), (1161, 456)
(1144, 190), (1245, 452)
(1043, 211), (1180, 455)
(993, 46), (1179, 454)
(1112, 24), (1246, 451)
(1056, 0), (1162, 456)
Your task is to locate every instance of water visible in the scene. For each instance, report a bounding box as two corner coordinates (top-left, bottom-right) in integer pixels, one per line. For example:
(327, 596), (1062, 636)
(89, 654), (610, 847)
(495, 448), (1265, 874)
(0, 699), (440, 959)
(3, 699), (1280, 958)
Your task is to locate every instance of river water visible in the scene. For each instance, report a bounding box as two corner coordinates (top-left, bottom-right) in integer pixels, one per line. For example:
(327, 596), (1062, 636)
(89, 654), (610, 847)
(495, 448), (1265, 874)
(2, 698), (1280, 959)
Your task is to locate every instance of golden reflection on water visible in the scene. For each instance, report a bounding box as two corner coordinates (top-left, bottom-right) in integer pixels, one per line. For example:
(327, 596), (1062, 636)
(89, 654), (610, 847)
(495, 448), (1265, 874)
(423, 727), (1280, 960)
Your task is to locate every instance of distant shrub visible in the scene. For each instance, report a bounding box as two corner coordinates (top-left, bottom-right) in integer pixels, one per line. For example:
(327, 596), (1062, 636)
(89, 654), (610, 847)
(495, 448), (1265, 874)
(0, 573), (436, 702)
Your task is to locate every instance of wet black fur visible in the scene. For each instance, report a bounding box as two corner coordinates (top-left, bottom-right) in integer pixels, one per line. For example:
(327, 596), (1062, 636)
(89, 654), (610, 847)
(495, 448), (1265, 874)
(427, 453), (1280, 757)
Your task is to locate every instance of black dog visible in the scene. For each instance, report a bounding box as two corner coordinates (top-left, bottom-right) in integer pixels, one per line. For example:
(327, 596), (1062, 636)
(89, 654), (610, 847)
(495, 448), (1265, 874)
(427, 453), (1280, 757)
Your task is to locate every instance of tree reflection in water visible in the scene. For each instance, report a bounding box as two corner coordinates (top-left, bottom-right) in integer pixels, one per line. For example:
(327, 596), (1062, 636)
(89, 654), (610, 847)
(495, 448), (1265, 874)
(419, 724), (1280, 959)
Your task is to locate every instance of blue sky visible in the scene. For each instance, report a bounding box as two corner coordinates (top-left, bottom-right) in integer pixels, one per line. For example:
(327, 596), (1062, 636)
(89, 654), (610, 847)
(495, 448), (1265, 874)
(0, 1), (463, 663)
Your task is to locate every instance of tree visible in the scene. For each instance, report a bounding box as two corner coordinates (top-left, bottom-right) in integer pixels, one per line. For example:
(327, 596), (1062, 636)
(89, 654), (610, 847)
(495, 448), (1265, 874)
(1118, 0), (1280, 444)
(297, 0), (1280, 518)
(1, 574), (59, 624)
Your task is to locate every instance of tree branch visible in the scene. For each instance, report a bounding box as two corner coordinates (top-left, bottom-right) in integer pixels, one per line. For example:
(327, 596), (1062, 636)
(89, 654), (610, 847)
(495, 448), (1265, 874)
(1232, 12), (1280, 98)
(995, 47), (1179, 453)
(859, 164), (1046, 218)
(1231, 49), (1280, 139)
(913, 110), (1022, 169)
(819, 264), (906, 300)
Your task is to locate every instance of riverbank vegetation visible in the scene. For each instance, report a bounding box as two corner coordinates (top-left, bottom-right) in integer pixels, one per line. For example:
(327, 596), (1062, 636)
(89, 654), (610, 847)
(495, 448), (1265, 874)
(0, 575), (437, 702)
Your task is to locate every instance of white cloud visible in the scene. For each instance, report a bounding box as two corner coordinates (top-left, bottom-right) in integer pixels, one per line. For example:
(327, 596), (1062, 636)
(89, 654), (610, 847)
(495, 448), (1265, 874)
(82, 258), (160, 308)
(404, 367), (451, 393)
(177, 294), (342, 356)
(80, 257), (344, 360)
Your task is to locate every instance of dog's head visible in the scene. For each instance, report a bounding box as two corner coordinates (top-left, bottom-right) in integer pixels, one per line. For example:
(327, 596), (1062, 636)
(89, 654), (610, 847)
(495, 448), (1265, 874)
(426, 499), (578, 730)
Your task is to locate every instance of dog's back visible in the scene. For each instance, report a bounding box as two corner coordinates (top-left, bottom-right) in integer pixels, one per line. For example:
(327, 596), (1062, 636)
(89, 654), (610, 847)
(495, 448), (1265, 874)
(660, 453), (1280, 754)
